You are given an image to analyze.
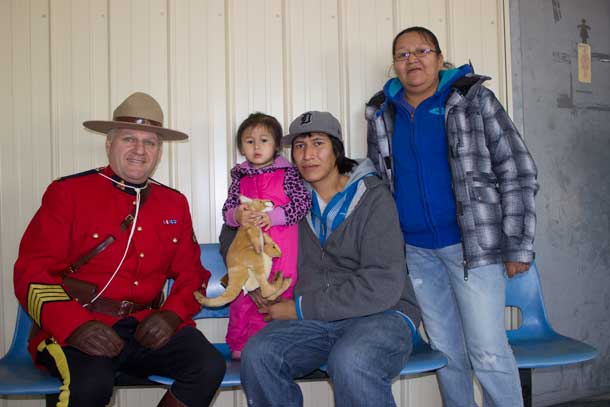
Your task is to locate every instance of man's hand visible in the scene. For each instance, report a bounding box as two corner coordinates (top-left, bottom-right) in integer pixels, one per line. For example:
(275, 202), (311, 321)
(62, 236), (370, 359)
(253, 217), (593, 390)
(66, 320), (124, 358)
(248, 288), (280, 309)
(505, 261), (530, 278)
(259, 299), (297, 322)
(135, 310), (181, 350)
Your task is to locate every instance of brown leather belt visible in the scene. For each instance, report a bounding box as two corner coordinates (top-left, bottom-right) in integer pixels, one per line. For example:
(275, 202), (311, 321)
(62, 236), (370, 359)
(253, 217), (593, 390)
(86, 297), (154, 318)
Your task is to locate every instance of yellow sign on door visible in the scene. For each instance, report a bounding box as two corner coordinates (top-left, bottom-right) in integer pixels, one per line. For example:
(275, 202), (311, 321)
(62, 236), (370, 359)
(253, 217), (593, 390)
(578, 43), (591, 83)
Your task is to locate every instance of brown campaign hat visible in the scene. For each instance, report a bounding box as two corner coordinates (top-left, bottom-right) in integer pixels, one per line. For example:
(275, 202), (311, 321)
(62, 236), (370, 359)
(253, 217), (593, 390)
(83, 92), (188, 141)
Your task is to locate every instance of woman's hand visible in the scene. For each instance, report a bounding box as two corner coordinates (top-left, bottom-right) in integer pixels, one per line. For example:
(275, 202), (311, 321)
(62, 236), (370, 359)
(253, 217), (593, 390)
(505, 262), (530, 278)
(259, 299), (297, 322)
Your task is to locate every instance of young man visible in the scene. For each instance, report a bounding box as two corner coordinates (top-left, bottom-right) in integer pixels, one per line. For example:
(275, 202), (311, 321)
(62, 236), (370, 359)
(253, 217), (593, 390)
(240, 111), (421, 407)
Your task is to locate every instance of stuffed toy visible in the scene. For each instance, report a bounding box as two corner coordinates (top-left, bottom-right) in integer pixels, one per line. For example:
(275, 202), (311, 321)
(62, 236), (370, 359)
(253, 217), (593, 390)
(194, 196), (291, 307)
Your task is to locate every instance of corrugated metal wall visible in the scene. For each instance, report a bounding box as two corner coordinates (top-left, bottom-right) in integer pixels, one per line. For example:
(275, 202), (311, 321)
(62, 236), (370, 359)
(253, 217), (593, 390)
(0, 1), (509, 406)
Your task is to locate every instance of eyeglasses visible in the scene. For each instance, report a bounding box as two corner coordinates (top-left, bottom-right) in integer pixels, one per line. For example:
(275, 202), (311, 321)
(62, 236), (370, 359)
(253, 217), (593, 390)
(393, 48), (439, 62)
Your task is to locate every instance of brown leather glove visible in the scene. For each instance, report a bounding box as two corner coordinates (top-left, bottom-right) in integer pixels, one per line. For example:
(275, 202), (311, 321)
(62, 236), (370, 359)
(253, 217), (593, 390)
(66, 320), (124, 358)
(134, 310), (182, 350)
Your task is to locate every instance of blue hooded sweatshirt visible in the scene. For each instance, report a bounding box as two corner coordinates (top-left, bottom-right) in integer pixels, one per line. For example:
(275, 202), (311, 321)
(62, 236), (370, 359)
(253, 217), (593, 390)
(384, 64), (473, 249)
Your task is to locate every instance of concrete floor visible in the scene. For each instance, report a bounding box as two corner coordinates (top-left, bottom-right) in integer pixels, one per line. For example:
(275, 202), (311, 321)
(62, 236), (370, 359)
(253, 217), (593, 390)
(552, 394), (610, 407)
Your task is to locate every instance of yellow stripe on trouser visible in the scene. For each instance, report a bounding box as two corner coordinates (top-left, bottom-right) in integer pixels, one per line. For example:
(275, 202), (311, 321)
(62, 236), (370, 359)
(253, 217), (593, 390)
(37, 339), (71, 407)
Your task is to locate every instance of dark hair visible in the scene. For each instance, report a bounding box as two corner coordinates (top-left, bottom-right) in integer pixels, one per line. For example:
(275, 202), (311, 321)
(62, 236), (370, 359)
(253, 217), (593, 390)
(331, 137), (358, 174)
(392, 26), (442, 56)
(290, 133), (358, 175)
(236, 112), (283, 154)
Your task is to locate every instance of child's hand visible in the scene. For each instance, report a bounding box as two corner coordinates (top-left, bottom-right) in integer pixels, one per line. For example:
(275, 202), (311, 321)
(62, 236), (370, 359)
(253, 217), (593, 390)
(235, 204), (257, 226)
(255, 213), (272, 231)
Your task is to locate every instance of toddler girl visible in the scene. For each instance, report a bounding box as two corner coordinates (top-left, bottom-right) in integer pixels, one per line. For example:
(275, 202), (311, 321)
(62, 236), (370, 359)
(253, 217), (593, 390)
(222, 112), (310, 359)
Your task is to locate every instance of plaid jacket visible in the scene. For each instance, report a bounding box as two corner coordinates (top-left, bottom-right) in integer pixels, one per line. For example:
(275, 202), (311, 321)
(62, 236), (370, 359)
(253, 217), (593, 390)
(365, 74), (539, 270)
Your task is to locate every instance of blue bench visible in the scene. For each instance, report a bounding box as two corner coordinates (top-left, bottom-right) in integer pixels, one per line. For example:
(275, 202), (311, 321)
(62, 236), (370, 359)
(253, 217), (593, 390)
(149, 243), (448, 387)
(0, 243), (447, 404)
(506, 263), (597, 406)
(2, 247), (596, 405)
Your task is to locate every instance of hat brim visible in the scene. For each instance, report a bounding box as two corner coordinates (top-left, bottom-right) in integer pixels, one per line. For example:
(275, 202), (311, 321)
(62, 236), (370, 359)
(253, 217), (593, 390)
(282, 131), (342, 146)
(83, 120), (188, 141)
(282, 133), (301, 146)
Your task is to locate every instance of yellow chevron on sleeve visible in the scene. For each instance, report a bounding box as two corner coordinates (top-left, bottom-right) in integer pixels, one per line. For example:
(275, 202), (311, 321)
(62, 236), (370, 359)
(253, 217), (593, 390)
(27, 283), (71, 326)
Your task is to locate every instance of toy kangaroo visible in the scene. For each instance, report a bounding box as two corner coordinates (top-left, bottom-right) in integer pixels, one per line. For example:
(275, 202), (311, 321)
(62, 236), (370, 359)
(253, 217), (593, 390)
(194, 196), (292, 308)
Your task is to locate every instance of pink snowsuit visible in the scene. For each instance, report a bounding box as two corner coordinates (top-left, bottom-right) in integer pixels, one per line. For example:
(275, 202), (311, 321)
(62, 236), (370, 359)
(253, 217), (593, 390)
(223, 156), (310, 353)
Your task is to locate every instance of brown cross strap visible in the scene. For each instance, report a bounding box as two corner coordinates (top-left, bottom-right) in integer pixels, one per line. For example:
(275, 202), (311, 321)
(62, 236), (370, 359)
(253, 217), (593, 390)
(66, 185), (150, 274)
(67, 236), (115, 273)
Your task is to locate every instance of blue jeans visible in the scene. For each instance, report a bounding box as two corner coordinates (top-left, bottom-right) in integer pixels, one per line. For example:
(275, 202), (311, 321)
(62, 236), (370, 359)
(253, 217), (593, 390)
(240, 312), (413, 407)
(406, 243), (522, 407)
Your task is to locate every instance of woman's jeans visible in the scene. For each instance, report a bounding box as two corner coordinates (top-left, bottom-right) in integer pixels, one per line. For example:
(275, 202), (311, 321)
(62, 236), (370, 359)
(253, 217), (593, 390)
(240, 312), (413, 407)
(406, 243), (523, 407)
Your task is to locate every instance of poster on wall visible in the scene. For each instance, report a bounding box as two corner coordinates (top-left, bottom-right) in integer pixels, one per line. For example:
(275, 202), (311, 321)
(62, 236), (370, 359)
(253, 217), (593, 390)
(552, 4), (610, 111)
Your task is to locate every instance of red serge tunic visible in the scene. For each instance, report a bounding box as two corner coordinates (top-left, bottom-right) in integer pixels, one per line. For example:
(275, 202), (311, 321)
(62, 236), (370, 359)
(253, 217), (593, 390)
(13, 166), (209, 360)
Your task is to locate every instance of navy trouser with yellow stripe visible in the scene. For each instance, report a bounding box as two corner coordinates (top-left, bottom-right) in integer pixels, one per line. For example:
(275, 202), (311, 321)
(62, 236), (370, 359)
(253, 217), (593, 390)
(36, 317), (226, 407)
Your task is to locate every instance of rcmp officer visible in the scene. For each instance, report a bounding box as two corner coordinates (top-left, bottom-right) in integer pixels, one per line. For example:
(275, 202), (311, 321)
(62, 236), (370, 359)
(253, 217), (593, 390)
(13, 92), (226, 407)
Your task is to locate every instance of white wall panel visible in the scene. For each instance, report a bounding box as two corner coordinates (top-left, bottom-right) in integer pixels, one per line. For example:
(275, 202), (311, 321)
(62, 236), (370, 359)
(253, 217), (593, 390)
(1, 1), (52, 407)
(396, 0), (449, 59)
(0, 0), (15, 363)
(114, 387), (165, 407)
(448, 0), (505, 99)
(109, 0), (170, 185)
(342, 0), (394, 159)
(228, 0), (284, 165)
(1, 1), (510, 406)
(169, 0), (228, 243)
(401, 373), (443, 406)
(50, 0), (109, 177)
(284, 0), (341, 126)
(0, 0), (52, 357)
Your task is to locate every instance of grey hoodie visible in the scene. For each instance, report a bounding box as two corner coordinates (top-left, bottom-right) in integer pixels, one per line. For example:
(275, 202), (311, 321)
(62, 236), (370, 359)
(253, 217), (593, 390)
(295, 159), (421, 329)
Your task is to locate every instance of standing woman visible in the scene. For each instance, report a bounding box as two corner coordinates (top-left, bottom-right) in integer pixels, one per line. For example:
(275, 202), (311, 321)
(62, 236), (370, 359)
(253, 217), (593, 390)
(366, 26), (538, 406)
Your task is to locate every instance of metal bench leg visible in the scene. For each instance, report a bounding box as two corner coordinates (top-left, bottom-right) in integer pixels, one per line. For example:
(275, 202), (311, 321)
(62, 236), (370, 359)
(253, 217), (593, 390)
(519, 368), (532, 407)
(46, 393), (59, 407)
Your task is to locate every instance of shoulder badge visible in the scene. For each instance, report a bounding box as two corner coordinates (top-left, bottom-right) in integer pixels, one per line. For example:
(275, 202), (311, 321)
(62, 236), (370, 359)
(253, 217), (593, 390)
(149, 178), (181, 194)
(56, 168), (102, 182)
